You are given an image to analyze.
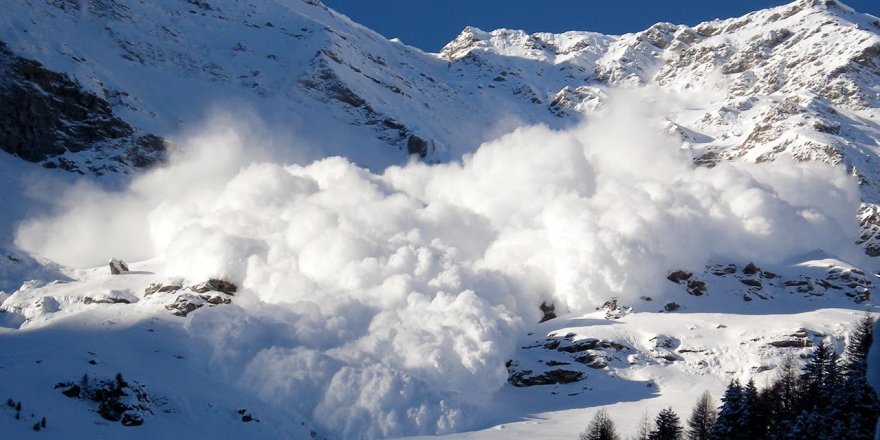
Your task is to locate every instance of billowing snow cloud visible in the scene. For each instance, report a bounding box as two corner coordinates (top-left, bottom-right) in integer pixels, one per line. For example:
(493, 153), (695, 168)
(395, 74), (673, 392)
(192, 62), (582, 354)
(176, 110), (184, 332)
(14, 89), (862, 438)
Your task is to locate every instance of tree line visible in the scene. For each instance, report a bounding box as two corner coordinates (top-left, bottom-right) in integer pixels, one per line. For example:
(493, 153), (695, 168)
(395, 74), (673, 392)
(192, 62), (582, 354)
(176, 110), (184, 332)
(579, 315), (879, 440)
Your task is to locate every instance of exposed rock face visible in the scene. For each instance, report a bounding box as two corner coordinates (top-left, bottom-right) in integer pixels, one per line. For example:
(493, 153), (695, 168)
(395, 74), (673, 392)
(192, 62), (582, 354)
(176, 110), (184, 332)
(667, 270), (693, 284)
(190, 279), (237, 295)
(144, 281), (182, 297)
(0, 41), (167, 174)
(164, 294), (206, 317)
(539, 301), (556, 323)
(857, 203), (880, 257)
(108, 259), (129, 275)
(158, 279), (236, 316)
(670, 259), (873, 304)
(405, 135), (429, 157)
(506, 331), (632, 387)
(507, 368), (584, 387)
(56, 374), (151, 427)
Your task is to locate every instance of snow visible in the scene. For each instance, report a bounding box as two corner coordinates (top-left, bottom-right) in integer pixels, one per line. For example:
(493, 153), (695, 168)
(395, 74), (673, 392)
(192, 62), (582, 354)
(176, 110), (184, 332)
(4, 87), (877, 438)
(0, 0), (879, 439)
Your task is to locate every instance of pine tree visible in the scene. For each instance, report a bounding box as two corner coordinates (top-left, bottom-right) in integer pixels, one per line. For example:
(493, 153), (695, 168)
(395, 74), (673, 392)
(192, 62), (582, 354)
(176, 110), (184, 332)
(843, 314), (875, 372)
(685, 391), (716, 440)
(788, 339), (845, 440)
(711, 379), (745, 440)
(632, 410), (652, 440)
(763, 354), (800, 440)
(581, 409), (621, 440)
(799, 340), (834, 406)
(835, 314), (880, 440)
(741, 379), (766, 438)
(649, 407), (682, 440)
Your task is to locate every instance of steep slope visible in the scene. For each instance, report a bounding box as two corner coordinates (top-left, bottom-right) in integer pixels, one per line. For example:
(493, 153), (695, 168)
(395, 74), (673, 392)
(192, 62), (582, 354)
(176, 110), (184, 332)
(0, 0), (591, 169)
(2, 0), (878, 182)
(1, 1), (880, 439)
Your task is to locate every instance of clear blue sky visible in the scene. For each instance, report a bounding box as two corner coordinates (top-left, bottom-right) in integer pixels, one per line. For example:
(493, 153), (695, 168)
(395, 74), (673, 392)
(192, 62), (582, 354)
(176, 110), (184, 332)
(323, 0), (880, 52)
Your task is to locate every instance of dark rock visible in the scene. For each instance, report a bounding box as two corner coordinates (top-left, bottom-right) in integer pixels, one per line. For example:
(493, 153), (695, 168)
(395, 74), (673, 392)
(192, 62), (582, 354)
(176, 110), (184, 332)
(190, 279), (237, 294)
(62, 385), (81, 398)
(574, 353), (608, 369)
(743, 262), (761, 275)
(740, 279), (762, 288)
(558, 338), (601, 353)
(406, 135), (429, 157)
(686, 279), (707, 296)
(542, 339), (561, 350)
(204, 294), (231, 305)
(539, 301), (556, 323)
(164, 295), (204, 317)
(666, 269), (692, 284)
(664, 302), (680, 312)
(121, 413), (144, 427)
(108, 259), (129, 275)
(98, 400), (127, 422)
(556, 337), (627, 353)
(508, 369), (584, 387)
(84, 296), (130, 305)
(0, 42), (165, 170)
(768, 339), (812, 348)
(125, 134), (169, 168)
(144, 281), (182, 296)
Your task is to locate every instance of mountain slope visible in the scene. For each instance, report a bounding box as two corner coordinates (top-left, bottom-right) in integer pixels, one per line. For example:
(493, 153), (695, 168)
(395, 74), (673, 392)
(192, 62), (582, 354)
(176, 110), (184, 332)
(1, 1), (880, 439)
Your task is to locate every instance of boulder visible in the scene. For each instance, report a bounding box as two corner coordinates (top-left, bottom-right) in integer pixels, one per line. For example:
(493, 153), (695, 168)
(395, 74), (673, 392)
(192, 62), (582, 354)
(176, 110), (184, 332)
(190, 279), (237, 295)
(667, 269), (693, 284)
(108, 259), (129, 275)
(164, 294), (207, 317)
(539, 301), (556, 323)
(144, 281), (182, 297)
(686, 279), (707, 296)
(743, 262), (761, 275)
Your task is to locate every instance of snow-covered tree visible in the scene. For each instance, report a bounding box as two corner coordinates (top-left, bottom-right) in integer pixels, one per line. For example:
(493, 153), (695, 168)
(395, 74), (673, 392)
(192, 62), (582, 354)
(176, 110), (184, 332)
(710, 379), (744, 440)
(649, 407), (682, 440)
(581, 409), (620, 440)
(685, 391), (716, 440)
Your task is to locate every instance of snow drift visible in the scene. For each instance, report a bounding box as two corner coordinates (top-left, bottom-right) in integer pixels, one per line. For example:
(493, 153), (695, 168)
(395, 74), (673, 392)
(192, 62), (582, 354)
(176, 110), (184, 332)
(13, 89), (863, 438)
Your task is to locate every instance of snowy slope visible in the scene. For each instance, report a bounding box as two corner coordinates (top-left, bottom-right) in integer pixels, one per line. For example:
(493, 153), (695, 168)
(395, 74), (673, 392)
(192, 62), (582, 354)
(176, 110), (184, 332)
(1, 0), (880, 439)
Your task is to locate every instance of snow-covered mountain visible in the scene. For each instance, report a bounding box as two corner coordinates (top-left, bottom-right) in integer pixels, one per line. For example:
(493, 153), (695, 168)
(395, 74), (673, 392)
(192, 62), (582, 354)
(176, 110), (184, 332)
(1, 0), (880, 439)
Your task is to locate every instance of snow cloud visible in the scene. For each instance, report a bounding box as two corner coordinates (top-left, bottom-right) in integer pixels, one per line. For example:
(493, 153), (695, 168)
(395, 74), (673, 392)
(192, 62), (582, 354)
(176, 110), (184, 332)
(13, 88), (862, 438)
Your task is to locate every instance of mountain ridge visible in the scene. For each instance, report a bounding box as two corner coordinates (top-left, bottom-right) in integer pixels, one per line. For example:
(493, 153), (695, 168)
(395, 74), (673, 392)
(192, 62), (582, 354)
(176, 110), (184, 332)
(1, 1), (880, 439)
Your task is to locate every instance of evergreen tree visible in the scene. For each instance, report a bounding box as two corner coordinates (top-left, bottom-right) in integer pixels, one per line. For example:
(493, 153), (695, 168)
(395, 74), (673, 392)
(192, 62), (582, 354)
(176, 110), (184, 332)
(763, 354), (800, 440)
(711, 379), (745, 440)
(741, 379), (766, 439)
(649, 407), (682, 440)
(799, 340), (834, 406)
(789, 339), (844, 440)
(685, 391), (716, 440)
(581, 408), (621, 440)
(836, 314), (880, 440)
(632, 410), (652, 440)
(843, 314), (875, 373)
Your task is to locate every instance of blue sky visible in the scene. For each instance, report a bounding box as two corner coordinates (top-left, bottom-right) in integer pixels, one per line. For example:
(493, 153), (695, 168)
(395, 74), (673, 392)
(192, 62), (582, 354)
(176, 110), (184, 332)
(323, 0), (880, 52)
